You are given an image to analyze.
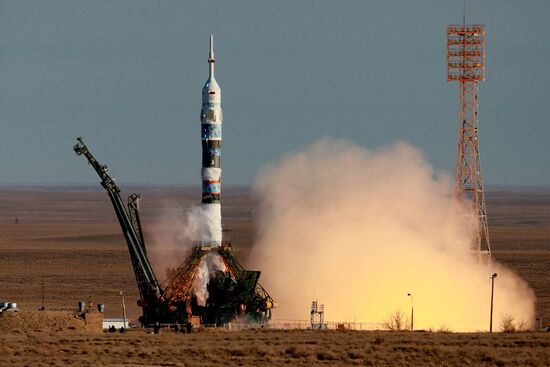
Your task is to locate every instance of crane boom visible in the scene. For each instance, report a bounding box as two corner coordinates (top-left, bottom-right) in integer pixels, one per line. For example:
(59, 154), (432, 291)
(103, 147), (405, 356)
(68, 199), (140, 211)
(73, 137), (161, 304)
(128, 194), (147, 254)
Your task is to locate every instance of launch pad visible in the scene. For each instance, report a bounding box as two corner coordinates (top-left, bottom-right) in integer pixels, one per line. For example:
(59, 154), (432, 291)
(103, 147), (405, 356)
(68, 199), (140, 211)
(73, 137), (275, 327)
(163, 241), (275, 326)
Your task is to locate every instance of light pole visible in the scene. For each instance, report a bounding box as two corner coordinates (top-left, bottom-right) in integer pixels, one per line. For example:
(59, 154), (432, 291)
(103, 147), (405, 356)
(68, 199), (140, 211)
(407, 293), (414, 331)
(120, 290), (127, 329)
(490, 273), (497, 333)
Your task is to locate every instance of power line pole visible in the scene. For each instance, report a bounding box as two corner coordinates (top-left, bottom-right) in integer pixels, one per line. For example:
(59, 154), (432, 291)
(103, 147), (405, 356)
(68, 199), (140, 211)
(490, 273), (497, 332)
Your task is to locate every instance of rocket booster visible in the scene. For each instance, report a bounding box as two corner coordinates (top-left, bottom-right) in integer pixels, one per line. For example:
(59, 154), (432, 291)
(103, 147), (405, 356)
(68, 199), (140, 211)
(201, 35), (222, 204)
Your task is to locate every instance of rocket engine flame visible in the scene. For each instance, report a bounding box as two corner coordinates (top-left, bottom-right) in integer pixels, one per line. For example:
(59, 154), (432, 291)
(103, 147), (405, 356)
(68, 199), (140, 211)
(249, 139), (536, 331)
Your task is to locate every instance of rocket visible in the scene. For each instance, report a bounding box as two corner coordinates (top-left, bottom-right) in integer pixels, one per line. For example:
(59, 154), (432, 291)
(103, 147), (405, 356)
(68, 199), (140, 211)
(201, 35), (222, 206)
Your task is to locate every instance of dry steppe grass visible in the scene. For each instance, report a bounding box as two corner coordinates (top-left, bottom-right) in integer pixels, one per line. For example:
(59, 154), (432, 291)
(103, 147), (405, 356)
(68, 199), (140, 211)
(1, 328), (550, 366)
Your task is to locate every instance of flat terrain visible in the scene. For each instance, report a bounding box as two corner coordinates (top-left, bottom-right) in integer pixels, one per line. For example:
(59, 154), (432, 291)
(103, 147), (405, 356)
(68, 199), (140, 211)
(0, 186), (549, 366)
(1, 328), (550, 366)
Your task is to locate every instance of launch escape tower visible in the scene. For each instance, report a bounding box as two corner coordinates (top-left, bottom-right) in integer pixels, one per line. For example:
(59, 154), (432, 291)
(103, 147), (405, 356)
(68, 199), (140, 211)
(446, 15), (491, 255)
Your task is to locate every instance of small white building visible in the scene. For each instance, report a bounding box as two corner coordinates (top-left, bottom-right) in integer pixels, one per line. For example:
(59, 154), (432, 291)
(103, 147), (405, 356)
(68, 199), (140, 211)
(103, 318), (130, 330)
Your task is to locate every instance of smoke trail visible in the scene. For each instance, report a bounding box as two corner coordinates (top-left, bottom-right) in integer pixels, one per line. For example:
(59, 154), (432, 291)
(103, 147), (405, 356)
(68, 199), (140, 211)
(249, 139), (535, 331)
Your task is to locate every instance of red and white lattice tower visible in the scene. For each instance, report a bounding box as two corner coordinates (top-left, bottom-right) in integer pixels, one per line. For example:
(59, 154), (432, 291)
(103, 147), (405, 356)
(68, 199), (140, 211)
(447, 23), (491, 256)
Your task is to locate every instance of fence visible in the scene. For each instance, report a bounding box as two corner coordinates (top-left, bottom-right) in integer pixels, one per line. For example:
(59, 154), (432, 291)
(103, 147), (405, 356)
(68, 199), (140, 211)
(221, 319), (386, 331)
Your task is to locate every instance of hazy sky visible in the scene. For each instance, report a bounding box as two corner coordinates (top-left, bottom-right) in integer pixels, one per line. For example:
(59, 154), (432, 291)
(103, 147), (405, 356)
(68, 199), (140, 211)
(1, 1), (548, 186)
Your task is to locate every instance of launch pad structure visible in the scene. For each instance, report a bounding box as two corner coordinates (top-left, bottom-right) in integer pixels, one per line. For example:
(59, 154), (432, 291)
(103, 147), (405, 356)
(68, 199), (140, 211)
(73, 137), (275, 327)
(446, 18), (491, 255)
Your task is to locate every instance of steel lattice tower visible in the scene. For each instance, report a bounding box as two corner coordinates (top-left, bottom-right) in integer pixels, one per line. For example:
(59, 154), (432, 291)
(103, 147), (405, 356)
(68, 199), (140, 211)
(446, 23), (491, 256)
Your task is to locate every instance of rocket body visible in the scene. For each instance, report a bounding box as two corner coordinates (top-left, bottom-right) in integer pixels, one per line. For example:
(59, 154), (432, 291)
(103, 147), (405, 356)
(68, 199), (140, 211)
(198, 35), (222, 245)
(201, 35), (222, 204)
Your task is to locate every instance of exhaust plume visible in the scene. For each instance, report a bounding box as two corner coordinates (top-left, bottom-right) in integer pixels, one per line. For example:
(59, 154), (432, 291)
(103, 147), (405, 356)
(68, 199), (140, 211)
(250, 139), (535, 331)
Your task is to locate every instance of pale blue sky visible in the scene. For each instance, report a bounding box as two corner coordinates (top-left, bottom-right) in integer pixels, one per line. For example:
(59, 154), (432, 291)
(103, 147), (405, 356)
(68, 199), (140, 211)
(0, 1), (548, 186)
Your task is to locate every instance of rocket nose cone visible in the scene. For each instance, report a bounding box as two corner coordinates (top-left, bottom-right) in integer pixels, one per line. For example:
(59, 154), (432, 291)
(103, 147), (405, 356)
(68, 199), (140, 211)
(203, 77), (220, 91)
(202, 77), (221, 103)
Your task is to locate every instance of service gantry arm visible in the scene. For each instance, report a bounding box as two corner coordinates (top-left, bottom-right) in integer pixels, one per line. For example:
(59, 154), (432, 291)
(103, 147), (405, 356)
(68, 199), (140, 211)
(73, 137), (161, 304)
(128, 193), (147, 254)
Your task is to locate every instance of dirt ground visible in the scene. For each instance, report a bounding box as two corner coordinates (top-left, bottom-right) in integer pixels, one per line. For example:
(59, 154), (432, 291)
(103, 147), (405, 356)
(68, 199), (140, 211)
(0, 186), (549, 365)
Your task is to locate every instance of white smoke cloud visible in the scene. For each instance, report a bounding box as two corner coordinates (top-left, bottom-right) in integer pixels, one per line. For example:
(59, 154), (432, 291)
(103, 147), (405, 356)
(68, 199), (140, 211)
(149, 203), (223, 285)
(249, 139), (535, 331)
